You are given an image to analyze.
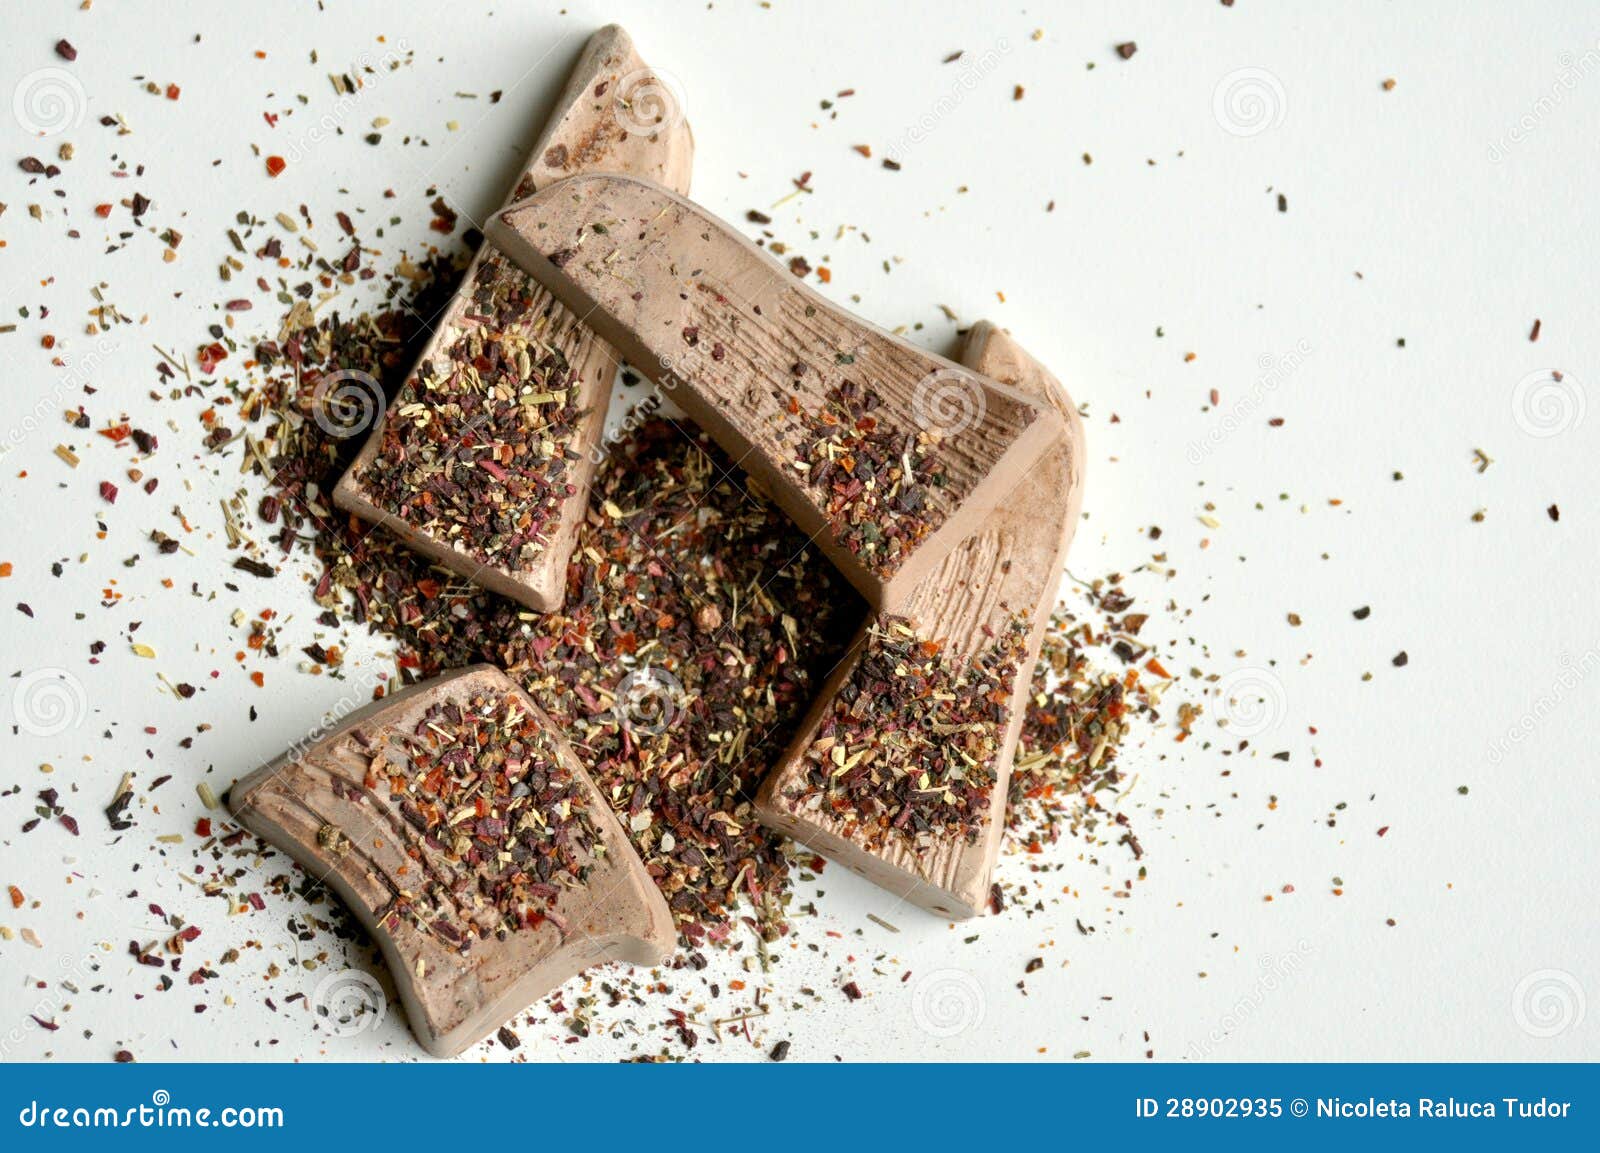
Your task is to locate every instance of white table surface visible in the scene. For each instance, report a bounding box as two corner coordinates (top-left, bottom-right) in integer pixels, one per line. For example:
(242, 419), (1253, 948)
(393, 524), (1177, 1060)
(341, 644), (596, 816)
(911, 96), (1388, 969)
(1, 0), (1595, 1063)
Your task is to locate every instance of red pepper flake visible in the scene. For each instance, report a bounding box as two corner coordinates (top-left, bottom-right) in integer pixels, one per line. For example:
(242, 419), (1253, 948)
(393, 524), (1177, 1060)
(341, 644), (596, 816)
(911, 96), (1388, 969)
(166, 83), (181, 101)
(195, 817), (212, 837)
(197, 342), (227, 374)
(55, 39), (78, 62)
(0, 563), (11, 579)
(1116, 41), (1139, 59)
(1376, 825), (1390, 837)
(99, 480), (119, 504)
(249, 671), (265, 687)
(265, 155), (287, 178)
(94, 203), (113, 218)
(7, 885), (22, 908)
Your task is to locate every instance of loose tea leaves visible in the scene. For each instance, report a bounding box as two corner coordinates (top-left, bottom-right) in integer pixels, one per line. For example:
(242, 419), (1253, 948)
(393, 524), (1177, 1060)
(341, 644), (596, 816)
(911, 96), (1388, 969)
(787, 613), (1030, 852)
(366, 688), (603, 946)
(791, 380), (949, 579)
(351, 253), (587, 577)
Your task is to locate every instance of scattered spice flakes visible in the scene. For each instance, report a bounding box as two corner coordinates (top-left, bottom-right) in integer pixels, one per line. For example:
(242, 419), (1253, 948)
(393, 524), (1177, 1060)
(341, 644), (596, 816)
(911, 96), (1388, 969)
(787, 614), (1030, 853)
(352, 253), (586, 576)
(55, 39), (78, 62)
(1392, 651), (1409, 668)
(791, 380), (950, 580)
(1008, 598), (1164, 861)
(1548, 504), (1560, 522)
(1116, 42), (1139, 60)
(1529, 318), (1541, 342)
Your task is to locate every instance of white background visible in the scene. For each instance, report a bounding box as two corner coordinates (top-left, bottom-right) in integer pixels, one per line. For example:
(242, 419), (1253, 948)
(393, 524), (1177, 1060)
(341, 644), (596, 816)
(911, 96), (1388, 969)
(1, 0), (1596, 1063)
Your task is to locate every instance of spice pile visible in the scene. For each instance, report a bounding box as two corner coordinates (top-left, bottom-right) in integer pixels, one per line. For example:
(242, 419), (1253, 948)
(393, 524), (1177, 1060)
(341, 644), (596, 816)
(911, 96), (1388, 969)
(232, 252), (858, 946)
(787, 613), (1031, 851)
(366, 689), (602, 945)
(348, 253), (586, 577)
(793, 381), (948, 577)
